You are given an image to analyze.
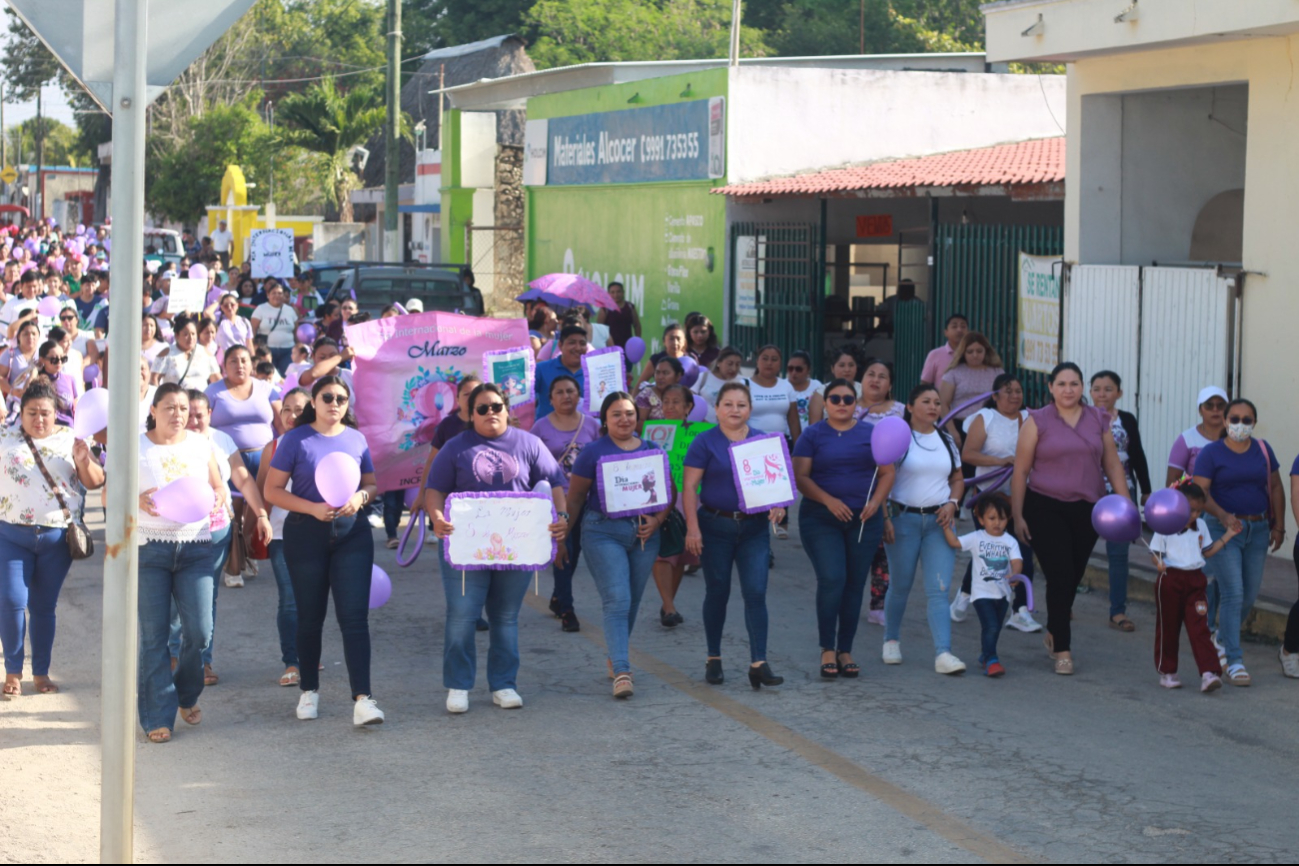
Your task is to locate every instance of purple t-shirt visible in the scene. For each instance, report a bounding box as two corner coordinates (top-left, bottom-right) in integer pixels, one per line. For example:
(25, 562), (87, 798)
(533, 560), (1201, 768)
(684, 425), (765, 513)
(570, 435), (665, 517)
(425, 426), (565, 494)
(269, 425), (373, 504)
(530, 413), (601, 489)
(792, 419), (879, 510)
(1194, 439), (1278, 516)
(206, 378), (280, 450)
(430, 413), (468, 451)
(50, 371), (78, 427)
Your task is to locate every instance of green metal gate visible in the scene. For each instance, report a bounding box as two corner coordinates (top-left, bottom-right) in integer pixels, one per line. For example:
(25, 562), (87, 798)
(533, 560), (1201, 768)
(728, 222), (823, 374)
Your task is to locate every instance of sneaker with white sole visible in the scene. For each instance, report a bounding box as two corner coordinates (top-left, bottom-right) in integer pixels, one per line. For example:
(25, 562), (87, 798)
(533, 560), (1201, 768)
(1280, 647), (1299, 679)
(223, 571), (245, 588)
(353, 696), (385, 725)
(935, 652), (967, 675)
(949, 592), (971, 623)
(368, 513), (385, 529)
(882, 640), (902, 665)
(492, 688), (523, 709)
(1159, 673), (1182, 689)
(1201, 672), (1223, 693)
(773, 525), (789, 540)
(446, 689), (469, 714)
(1212, 632), (1227, 669)
(1006, 608), (1043, 633)
(1225, 663), (1251, 686)
(296, 690), (319, 720)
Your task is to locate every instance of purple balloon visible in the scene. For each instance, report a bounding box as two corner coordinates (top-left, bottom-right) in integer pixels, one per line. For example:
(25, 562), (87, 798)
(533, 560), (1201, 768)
(870, 416), (912, 464)
(295, 322), (317, 345)
(37, 297), (62, 318)
(687, 399), (708, 422)
(369, 565), (392, 609)
(188, 263), (208, 281)
(314, 451), (361, 509)
(625, 336), (646, 365)
(72, 389), (110, 438)
(403, 487), (420, 509)
(83, 363), (100, 384)
(1009, 574), (1034, 612)
(151, 476), (216, 524)
(1145, 487), (1192, 535)
(533, 479), (552, 501)
(677, 355), (700, 388)
(1091, 494), (1142, 543)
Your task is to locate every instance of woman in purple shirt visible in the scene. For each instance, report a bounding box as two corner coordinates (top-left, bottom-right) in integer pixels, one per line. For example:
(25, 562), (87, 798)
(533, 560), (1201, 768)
(34, 340), (78, 427)
(205, 346), (283, 474)
(1012, 362), (1129, 675)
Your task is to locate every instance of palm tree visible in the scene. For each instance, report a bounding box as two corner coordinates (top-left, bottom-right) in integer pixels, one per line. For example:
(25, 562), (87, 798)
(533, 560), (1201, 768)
(276, 76), (408, 222)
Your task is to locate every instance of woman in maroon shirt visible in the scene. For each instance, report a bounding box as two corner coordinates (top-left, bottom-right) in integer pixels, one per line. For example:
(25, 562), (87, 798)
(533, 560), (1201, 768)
(597, 281), (640, 351)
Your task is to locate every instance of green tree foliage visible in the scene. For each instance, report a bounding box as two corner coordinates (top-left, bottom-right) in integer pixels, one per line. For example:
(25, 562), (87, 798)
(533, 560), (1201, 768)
(749, 0), (979, 57)
(405, 0), (533, 54)
(1, 9), (61, 100)
(5, 118), (92, 167)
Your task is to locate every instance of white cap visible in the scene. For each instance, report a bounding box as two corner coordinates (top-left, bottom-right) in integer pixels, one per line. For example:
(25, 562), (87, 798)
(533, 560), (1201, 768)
(406, 298), (424, 313)
(1197, 386), (1228, 406)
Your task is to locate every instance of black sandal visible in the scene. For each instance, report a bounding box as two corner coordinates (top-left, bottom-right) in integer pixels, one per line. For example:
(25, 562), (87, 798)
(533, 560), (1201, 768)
(837, 653), (860, 678)
(820, 651), (839, 679)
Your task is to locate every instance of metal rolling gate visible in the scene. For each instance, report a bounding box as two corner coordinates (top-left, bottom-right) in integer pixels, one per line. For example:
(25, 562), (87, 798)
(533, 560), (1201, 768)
(728, 222), (823, 375)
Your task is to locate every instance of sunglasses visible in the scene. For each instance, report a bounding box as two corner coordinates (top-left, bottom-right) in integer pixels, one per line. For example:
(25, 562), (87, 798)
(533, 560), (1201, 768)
(319, 393), (348, 405)
(44, 355), (66, 365)
(786, 365), (806, 373)
(475, 402), (506, 416)
(60, 314), (77, 321)
(826, 394), (855, 406)
(1228, 415), (1254, 425)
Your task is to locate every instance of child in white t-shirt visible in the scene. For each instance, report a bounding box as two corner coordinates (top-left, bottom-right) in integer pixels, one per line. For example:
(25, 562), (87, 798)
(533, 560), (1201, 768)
(943, 492), (1022, 678)
(1149, 482), (1237, 693)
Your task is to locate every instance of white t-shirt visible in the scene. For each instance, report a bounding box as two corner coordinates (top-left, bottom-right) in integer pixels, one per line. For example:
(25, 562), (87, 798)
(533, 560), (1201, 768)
(957, 529), (1022, 602)
(789, 379), (822, 429)
(891, 430), (961, 508)
(252, 302), (298, 349)
(1151, 518), (1211, 570)
(748, 378), (797, 437)
(211, 228), (234, 253)
(137, 432), (212, 544)
(0, 295), (37, 332)
(964, 407), (1027, 494)
(152, 346), (222, 390)
(692, 371), (746, 424)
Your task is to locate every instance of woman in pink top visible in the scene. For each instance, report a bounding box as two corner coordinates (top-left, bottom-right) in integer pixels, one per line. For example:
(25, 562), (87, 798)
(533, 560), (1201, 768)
(1011, 362), (1130, 675)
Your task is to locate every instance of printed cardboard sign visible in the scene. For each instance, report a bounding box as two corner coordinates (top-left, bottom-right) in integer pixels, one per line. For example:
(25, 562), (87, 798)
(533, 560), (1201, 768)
(581, 345), (626, 414)
(168, 278), (207, 314)
(483, 346), (536, 405)
(729, 433), (796, 514)
(643, 419), (715, 491)
(249, 228), (295, 280)
(595, 449), (671, 518)
(442, 491), (556, 571)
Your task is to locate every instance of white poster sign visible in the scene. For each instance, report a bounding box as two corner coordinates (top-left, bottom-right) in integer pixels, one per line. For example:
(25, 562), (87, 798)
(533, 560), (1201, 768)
(523, 118), (549, 187)
(249, 228), (295, 279)
(167, 278), (207, 314)
(1018, 252), (1062, 374)
(708, 96), (726, 179)
(735, 235), (764, 328)
(729, 433), (796, 514)
(581, 346), (627, 414)
(443, 492), (556, 571)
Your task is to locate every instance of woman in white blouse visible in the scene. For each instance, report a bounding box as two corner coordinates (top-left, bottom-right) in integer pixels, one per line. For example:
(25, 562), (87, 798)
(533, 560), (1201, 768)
(215, 293), (254, 359)
(251, 282), (299, 375)
(151, 315), (223, 390)
(0, 382), (104, 698)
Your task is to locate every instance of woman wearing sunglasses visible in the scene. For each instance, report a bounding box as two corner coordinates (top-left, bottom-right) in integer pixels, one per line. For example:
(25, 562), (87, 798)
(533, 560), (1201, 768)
(426, 383), (569, 714)
(35, 340), (79, 427)
(785, 350), (823, 429)
(1192, 398), (1285, 687)
(264, 376), (385, 727)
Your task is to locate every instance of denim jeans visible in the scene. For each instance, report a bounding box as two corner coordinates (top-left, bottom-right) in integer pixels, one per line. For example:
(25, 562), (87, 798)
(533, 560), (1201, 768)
(698, 509), (771, 663)
(167, 524), (230, 666)
(973, 597), (1008, 665)
(1106, 539), (1130, 618)
(581, 511), (659, 675)
(799, 499), (884, 654)
(138, 539), (214, 733)
(270, 346), (292, 376)
(1203, 514), (1270, 666)
(0, 522), (71, 676)
(381, 489), (404, 540)
(283, 512), (374, 697)
(267, 540), (299, 666)
(438, 556), (531, 691)
(884, 510), (955, 655)
(550, 508), (584, 614)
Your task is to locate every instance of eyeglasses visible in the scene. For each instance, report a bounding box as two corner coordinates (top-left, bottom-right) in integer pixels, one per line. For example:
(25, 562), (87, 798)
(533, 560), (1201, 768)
(319, 393), (348, 405)
(826, 394), (855, 406)
(1228, 415), (1254, 425)
(475, 402), (506, 416)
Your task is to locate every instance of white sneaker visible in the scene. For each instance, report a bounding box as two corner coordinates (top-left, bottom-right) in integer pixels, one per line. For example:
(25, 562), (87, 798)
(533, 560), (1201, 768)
(492, 688), (523, 709)
(242, 559), (258, 579)
(1280, 647), (1299, 679)
(773, 525), (789, 540)
(368, 513), (385, 529)
(353, 695), (385, 725)
(1159, 673), (1182, 689)
(296, 690), (318, 720)
(1212, 632), (1227, 669)
(867, 609), (886, 626)
(935, 652), (967, 675)
(223, 571), (244, 588)
(1007, 608), (1043, 633)
(1201, 672), (1222, 693)
(949, 592), (971, 623)
(882, 640), (902, 665)
(446, 689), (469, 714)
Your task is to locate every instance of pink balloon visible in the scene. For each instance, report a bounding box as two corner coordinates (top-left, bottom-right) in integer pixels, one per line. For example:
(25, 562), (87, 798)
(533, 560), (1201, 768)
(314, 450), (361, 509)
(282, 371), (299, 394)
(678, 355), (699, 388)
(151, 476), (216, 524)
(537, 339), (556, 361)
(369, 565), (391, 608)
(37, 297), (62, 317)
(72, 389), (110, 437)
(188, 263), (208, 281)
(870, 416), (912, 464)
(624, 336), (646, 365)
(1092, 494), (1142, 543)
(687, 399), (708, 422)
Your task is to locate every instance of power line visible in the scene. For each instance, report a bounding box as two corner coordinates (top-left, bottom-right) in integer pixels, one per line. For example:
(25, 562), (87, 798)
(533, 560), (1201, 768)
(203, 52), (432, 86)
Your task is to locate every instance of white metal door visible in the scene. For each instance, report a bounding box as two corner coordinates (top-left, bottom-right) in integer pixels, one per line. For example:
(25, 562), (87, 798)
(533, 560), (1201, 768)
(1061, 264), (1141, 386)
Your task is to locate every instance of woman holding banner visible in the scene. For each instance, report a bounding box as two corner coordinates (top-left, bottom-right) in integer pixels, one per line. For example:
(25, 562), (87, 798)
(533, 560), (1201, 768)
(426, 383), (569, 714)
(683, 381), (786, 690)
(564, 391), (672, 699)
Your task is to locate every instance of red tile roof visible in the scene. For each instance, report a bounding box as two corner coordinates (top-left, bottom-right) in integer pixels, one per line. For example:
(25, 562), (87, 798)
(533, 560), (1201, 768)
(713, 137), (1065, 197)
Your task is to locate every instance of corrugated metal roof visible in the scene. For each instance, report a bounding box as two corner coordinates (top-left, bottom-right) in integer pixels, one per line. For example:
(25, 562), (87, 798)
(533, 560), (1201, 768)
(713, 137), (1065, 197)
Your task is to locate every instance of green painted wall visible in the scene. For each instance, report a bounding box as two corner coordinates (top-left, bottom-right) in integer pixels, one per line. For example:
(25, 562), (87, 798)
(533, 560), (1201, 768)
(439, 110), (471, 264)
(529, 68), (728, 121)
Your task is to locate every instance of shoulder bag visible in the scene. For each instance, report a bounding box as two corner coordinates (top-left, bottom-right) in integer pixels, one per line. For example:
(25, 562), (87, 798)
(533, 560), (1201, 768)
(23, 431), (93, 559)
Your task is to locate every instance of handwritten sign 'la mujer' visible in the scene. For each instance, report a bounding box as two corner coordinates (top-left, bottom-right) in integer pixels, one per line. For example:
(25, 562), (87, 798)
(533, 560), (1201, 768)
(443, 491), (556, 570)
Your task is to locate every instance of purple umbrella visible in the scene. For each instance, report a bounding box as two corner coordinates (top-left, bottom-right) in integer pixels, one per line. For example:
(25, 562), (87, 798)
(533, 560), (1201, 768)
(518, 273), (619, 311)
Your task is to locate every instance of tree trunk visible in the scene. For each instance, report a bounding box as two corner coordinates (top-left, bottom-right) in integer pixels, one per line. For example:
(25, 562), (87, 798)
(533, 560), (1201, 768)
(334, 176), (353, 223)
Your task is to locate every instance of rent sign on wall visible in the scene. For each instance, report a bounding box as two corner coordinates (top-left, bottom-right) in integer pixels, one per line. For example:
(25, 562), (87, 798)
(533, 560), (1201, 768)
(1017, 252), (1061, 374)
(525, 97), (725, 186)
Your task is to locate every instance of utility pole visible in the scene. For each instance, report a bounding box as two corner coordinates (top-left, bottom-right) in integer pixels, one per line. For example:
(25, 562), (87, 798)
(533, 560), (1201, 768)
(860, 0), (865, 54)
(384, 0), (401, 262)
(35, 87), (42, 219)
(729, 0), (742, 66)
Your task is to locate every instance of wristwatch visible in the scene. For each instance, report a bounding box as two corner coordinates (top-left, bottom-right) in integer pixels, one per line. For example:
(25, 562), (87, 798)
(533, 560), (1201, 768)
(557, 511), (570, 522)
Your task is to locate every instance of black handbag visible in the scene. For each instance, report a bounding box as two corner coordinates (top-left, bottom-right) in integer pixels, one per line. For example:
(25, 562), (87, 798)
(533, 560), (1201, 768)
(658, 508), (686, 558)
(23, 431), (94, 560)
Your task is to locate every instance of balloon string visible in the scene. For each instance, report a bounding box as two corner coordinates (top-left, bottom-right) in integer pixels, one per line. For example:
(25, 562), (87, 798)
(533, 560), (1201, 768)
(462, 570), (465, 597)
(859, 467), (879, 543)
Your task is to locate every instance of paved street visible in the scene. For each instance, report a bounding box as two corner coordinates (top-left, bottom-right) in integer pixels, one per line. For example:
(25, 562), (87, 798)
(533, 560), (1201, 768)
(3, 513), (1298, 864)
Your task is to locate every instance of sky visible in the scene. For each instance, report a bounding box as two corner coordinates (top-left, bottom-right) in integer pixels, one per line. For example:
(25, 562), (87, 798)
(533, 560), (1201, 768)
(3, 81), (80, 159)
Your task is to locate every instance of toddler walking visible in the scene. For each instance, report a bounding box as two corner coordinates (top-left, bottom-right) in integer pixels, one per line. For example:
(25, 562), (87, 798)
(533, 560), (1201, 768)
(1149, 482), (1237, 693)
(943, 493), (1022, 677)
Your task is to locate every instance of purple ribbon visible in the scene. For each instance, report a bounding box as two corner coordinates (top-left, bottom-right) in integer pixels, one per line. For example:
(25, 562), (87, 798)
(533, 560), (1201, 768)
(938, 390), (996, 432)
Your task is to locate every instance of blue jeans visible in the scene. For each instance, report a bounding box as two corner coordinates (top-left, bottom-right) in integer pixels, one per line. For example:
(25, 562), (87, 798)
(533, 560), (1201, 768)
(138, 539), (215, 733)
(973, 597), (1008, 665)
(381, 490), (404, 540)
(1203, 515), (1270, 666)
(799, 499), (884, 654)
(268, 540), (299, 666)
(550, 509), (584, 614)
(581, 511), (659, 675)
(0, 522), (71, 676)
(283, 513), (373, 697)
(270, 346), (292, 376)
(167, 524), (230, 666)
(1106, 540), (1130, 618)
(698, 509), (772, 663)
(884, 511), (956, 655)
(438, 557), (531, 690)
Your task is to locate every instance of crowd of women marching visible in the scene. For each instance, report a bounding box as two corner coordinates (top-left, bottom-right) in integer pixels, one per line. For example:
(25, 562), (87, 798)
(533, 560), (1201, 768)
(0, 228), (1295, 740)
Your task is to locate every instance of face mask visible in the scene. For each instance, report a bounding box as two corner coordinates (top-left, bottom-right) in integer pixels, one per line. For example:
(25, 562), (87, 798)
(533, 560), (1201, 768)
(1227, 422), (1254, 442)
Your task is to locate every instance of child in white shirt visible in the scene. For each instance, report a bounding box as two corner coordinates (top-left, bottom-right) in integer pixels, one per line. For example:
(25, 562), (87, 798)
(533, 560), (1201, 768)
(943, 492), (1022, 677)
